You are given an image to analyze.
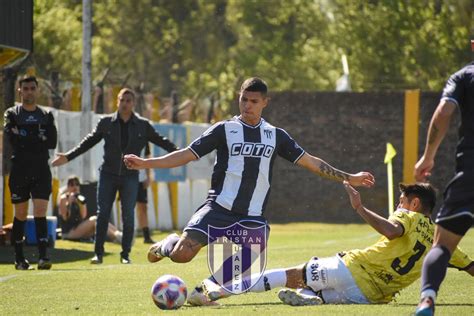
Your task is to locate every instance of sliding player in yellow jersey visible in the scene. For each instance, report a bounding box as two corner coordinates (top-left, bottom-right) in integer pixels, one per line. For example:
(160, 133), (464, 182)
(201, 182), (474, 305)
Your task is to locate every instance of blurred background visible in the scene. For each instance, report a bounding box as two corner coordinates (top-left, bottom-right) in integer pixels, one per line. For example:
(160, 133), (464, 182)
(1, 0), (473, 229)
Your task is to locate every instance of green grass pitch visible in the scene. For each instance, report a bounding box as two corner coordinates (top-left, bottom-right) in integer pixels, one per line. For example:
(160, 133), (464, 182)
(1, 223), (473, 315)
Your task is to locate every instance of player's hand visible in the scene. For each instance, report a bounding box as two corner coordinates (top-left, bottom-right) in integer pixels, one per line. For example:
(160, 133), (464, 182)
(124, 154), (146, 170)
(414, 155), (434, 182)
(348, 172), (375, 188)
(343, 181), (363, 211)
(142, 177), (151, 189)
(52, 153), (69, 167)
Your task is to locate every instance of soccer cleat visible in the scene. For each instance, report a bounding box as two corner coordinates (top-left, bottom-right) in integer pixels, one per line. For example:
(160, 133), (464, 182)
(147, 233), (179, 263)
(201, 279), (229, 302)
(37, 258), (52, 270)
(415, 297), (435, 316)
(90, 254), (103, 264)
(187, 286), (220, 306)
(120, 255), (131, 264)
(278, 288), (324, 306)
(15, 259), (34, 270)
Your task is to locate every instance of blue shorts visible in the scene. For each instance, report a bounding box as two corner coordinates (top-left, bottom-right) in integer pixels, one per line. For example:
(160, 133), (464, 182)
(183, 200), (270, 245)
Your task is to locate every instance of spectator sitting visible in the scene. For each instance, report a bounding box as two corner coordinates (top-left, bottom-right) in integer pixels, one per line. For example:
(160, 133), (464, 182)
(59, 176), (122, 243)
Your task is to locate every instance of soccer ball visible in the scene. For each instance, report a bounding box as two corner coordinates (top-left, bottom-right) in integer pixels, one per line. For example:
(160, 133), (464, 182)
(151, 274), (187, 310)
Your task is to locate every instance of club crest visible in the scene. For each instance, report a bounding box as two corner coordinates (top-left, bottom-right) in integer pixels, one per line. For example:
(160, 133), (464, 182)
(207, 222), (267, 294)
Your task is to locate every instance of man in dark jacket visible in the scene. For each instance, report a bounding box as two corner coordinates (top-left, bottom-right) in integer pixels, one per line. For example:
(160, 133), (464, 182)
(4, 76), (57, 270)
(52, 88), (177, 264)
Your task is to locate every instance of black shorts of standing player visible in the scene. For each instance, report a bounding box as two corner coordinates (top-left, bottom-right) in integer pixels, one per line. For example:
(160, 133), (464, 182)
(183, 200), (270, 246)
(9, 162), (52, 203)
(136, 181), (148, 204)
(435, 170), (474, 236)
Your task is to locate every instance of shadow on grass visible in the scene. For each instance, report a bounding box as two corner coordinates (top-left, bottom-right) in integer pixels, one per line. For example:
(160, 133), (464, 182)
(0, 245), (99, 264)
(188, 302), (283, 308)
(394, 303), (474, 307)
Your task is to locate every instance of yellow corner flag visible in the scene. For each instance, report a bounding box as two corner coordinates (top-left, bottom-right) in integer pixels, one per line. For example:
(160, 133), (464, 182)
(384, 143), (397, 164)
(384, 143), (397, 215)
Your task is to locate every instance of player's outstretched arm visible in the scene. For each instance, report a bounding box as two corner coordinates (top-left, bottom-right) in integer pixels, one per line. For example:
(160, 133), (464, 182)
(52, 153), (68, 167)
(124, 148), (197, 170)
(414, 99), (456, 182)
(296, 153), (375, 188)
(343, 181), (403, 240)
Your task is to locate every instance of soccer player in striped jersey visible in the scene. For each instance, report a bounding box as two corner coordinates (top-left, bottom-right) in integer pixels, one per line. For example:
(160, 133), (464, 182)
(201, 182), (474, 305)
(124, 77), (375, 304)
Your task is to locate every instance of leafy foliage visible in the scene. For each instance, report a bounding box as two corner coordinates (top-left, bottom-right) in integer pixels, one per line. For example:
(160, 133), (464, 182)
(32, 0), (473, 112)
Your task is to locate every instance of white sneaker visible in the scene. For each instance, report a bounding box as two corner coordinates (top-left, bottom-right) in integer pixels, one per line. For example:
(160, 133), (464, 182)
(201, 278), (230, 301)
(147, 233), (179, 263)
(187, 287), (220, 306)
(278, 288), (323, 306)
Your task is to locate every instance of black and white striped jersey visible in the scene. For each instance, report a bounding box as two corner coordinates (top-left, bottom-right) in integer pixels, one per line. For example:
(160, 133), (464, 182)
(441, 61), (474, 155)
(188, 116), (305, 216)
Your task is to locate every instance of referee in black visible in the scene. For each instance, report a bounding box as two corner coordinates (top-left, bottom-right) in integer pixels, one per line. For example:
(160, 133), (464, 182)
(4, 76), (57, 270)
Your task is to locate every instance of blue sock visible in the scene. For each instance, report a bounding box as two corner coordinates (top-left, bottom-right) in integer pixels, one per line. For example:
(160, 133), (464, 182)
(420, 245), (451, 302)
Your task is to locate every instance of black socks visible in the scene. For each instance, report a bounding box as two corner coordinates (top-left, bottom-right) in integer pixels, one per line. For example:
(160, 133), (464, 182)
(34, 217), (48, 259)
(12, 217), (26, 261)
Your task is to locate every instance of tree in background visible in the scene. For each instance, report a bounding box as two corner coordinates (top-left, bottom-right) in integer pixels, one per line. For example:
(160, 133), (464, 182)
(329, 0), (473, 91)
(32, 0), (473, 116)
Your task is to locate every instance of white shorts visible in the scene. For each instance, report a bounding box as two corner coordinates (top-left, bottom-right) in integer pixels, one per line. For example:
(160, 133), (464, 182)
(305, 255), (369, 304)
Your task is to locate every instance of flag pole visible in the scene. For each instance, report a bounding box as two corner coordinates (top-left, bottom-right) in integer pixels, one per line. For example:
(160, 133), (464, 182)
(384, 143), (397, 216)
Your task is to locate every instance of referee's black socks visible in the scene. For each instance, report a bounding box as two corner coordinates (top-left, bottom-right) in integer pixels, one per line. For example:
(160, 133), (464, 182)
(34, 217), (49, 259)
(12, 217), (26, 261)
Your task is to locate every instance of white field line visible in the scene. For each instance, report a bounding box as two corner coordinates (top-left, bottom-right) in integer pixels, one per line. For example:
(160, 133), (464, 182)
(323, 232), (379, 245)
(0, 264), (152, 283)
(0, 274), (18, 282)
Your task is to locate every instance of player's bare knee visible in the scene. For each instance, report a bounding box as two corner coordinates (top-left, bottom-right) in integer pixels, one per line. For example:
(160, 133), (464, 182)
(33, 210), (47, 217)
(15, 211), (28, 221)
(169, 237), (202, 263)
(169, 248), (196, 263)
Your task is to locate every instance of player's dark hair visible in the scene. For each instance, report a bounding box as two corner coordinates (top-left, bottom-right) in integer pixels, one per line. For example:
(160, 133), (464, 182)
(399, 183), (437, 214)
(240, 77), (268, 96)
(19, 76), (38, 87)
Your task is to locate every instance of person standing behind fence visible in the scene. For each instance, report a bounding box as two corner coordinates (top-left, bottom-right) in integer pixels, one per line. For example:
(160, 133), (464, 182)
(52, 88), (178, 264)
(4, 76), (58, 270)
(133, 87), (155, 243)
(136, 143), (155, 244)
